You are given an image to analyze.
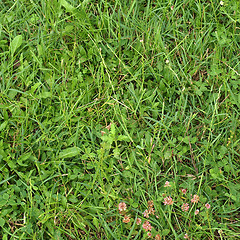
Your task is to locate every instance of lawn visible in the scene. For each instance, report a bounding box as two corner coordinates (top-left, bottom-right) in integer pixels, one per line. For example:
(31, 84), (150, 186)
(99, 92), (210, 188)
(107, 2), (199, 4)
(0, 0), (240, 239)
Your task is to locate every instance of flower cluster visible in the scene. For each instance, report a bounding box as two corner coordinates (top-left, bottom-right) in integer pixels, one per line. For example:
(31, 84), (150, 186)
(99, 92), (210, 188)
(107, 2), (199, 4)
(181, 203), (189, 212)
(118, 202), (130, 223)
(191, 194), (200, 203)
(163, 196), (174, 205)
(143, 200), (156, 218)
(117, 181), (212, 239)
(184, 233), (189, 239)
(122, 215), (130, 223)
(142, 220), (152, 231)
(181, 188), (187, 194)
(195, 209), (199, 215)
(118, 202), (127, 212)
(164, 181), (171, 187)
(162, 182), (211, 221)
(118, 201), (160, 238)
(205, 203), (211, 209)
(136, 218), (141, 225)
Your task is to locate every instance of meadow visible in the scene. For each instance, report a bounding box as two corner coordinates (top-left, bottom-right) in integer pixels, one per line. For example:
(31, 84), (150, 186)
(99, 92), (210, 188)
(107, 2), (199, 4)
(0, 0), (240, 239)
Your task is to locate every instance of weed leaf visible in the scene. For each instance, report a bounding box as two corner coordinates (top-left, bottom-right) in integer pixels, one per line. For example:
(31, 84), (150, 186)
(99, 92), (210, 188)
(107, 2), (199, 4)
(0, 218), (5, 227)
(58, 147), (81, 159)
(10, 35), (22, 55)
(60, 0), (75, 12)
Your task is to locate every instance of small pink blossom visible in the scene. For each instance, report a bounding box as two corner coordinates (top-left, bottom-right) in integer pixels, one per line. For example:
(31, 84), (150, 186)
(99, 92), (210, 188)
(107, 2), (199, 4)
(136, 218), (142, 225)
(163, 196), (174, 205)
(205, 203), (211, 209)
(118, 202), (127, 212)
(195, 209), (199, 215)
(143, 209), (150, 218)
(181, 189), (187, 194)
(155, 234), (161, 240)
(148, 200), (154, 208)
(123, 215), (130, 223)
(147, 232), (152, 237)
(191, 194), (200, 203)
(142, 221), (152, 232)
(148, 207), (155, 215)
(164, 181), (171, 187)
(171, 5), (174, 10)
(184, 233), (189, 239)
(181, 203), (189, 212)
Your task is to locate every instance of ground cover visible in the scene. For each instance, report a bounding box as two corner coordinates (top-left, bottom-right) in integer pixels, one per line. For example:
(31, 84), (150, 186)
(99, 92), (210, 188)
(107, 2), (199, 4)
(0, 0), (240, 239)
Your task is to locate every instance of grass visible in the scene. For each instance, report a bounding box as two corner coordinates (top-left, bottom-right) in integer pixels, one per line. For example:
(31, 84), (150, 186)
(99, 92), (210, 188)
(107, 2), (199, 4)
(0, 0), (240, 239)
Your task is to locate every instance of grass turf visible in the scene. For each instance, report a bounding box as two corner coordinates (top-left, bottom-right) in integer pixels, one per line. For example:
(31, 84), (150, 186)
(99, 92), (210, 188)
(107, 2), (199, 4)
(0, 0), (240, 239)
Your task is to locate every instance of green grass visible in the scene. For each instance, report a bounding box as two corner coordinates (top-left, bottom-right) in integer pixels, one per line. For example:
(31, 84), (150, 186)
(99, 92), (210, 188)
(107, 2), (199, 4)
(0, 0), (240, 239)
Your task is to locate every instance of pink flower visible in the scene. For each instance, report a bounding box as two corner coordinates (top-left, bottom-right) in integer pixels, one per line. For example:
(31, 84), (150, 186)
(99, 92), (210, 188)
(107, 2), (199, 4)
(155, 234), (161, 240)
(191, 194), (200, 203)
(163, 196), (174, 205)
(148, 207), (155, 215)
(184, 233), (189, 239)
(171, 5), (174, 10)
(181, 203), (189, 212)
(147, 232), (152, 237)
(136, 218), (142, 225)
(164, 181), (171, 187)
(181, 189), (187, 194)
(142, 221), (152, 231)
(118, 202), (127, 212)
(195, 209), (199, 215)
(143, 209), (150, 218)
(205, 203), (211, 209)
(123, 215), (130, 223)
(148, 200), (154, 208)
